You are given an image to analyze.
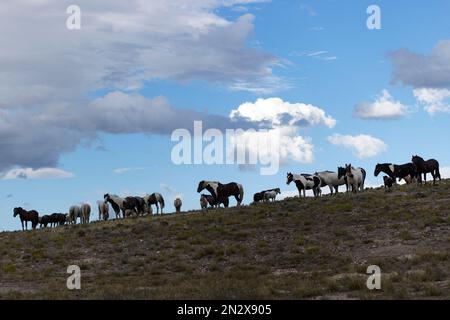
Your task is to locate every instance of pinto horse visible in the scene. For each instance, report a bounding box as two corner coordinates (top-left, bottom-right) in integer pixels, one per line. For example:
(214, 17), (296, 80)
(374, 163), (417, 183)
(341, 164), (366, 193)
(286, 173), (321, 198)
(412, 155), (441, 185)
(144, 193), (165, 214)
(197, 181), (244, 206)
(13, 207), (39, 231)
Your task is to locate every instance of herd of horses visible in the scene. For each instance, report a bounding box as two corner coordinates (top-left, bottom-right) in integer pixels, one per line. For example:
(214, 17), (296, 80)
(12, 155), (441, 231)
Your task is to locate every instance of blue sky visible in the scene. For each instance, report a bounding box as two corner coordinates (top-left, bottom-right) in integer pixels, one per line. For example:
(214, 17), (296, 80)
(1, 0), (450, 231)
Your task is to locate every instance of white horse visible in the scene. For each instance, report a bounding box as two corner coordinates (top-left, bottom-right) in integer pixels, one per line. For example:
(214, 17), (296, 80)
(97, 201), (109, 221)
(344, 164), (366, 193)
(80, 203), (91, 224)
(104, 194), (125, 219)
(315, 171), (347, 196)
(264, 188), (281, 202)
(286, 173), (321, 198)
(174, 198), (182, 213)
(68, 205), (81, 224)
(143, 193), (165, 214)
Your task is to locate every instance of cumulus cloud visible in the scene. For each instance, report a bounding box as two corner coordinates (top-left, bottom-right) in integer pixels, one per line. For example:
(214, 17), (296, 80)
(228, 98), (336, 166)
(230, 98), (336, 128)
(327, 134), (388, 158)
(2, 168), (75, 180)
(0, 0), (279, 173)
(413, 88), (450, 115)
(354, 90), (409, 120)
(390, 41), (450, 89)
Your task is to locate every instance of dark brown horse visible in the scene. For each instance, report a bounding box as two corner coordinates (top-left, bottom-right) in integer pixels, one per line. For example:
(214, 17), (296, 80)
(197, 181), (244, 206)
(412, 155), (441, 185)
(13, 207), (39, 231)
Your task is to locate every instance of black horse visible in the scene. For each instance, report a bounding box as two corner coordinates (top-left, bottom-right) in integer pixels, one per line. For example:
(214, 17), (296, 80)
(123, 196), (146, 216)
(374, 163), (417, 183)
(412, 155), (441, 185)
(13, 207), (39, 231)
(201, 194), (229, 208)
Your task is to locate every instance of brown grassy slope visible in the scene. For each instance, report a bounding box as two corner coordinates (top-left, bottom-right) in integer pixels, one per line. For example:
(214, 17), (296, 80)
(0, 180), (449, 299)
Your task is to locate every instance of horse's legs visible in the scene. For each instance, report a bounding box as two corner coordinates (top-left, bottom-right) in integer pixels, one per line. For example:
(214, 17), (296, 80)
(329, 185), (334, 196)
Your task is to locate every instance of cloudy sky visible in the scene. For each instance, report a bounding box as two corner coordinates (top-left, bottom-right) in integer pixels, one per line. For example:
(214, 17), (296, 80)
(1, 0), (450, 231)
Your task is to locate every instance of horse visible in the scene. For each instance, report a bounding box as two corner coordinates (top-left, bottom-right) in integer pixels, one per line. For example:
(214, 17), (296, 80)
(374, 163), (417, 183)
(49, 213), (66, 227)
(412, 155), (441, 185)
(286, 173), (321, 198)
(122, 196), (146, 217)
(98, 201), (109, 221)
(38, 215), (52, 228)
(80, 203), (91, 224)
(174, 198), (182, 213)
(201, 194), (229, 208)
(104, 194), (125, 219)
(197, 181), (244, 206)
(143, 193), (165, 214)
(68, 205), (81, 224)
(383, 176), (394, 190)
(13, 207), (39, 231)
(264, 188), (281, 202)
(342, 164), (366, 193)
(253, 188), (281, 203)
(200, 195), (209, 210)
(315, 171), (348, 196)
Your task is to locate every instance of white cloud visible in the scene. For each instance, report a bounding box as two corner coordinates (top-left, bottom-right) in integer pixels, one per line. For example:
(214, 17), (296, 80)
(230, 97), (336, 129)
(2, 167), (74, 180)
(354, 90), (409, 120)
(113, 167), (146, 174)
(227, 98), (336, 166)
(327, 134), (388, 158)
(413, 88), (450, 115)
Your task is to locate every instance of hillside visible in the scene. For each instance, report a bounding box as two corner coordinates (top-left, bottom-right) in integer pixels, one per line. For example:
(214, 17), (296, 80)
(1, 181), (449, 299)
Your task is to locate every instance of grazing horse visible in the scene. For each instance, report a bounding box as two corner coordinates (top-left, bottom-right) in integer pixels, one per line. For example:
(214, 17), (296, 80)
(201, 194), (229, 208)
(286, 173), (321, 198)
(39, 215), (52, 228)
(264, 188), (281, 202)
(104, 194), (125, 219)
(383, 176), (394, 190)
(97, 201), (109, 221)
(342, 164), (366, 193)
(80, 203), (91, 224)
(122, 196), (146, 217)
(13, 207), (39, 231)
(144, 193), (165, 214)
(69, 205), (81, 224)
(200, 195), (209, 210)
(253, 188), (281, 203)
(197, 181), (244, 206)
(412, 155), (441, 185)
(49, 213), (66, 227)
(315, 171), (348, 195)
(374, 163), (417, 183)
(174, 198), (182, 213)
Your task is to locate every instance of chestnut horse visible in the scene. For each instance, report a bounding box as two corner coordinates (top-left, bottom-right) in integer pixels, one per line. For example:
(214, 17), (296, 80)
(13, 207), (39, 231)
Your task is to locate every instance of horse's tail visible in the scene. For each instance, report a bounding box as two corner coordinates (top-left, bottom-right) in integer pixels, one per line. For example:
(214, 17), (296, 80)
(238, 184), (244, 204)
(157, 193), (165, 209)
(360, 168), (367, 189)
(435, 160), (441, 180)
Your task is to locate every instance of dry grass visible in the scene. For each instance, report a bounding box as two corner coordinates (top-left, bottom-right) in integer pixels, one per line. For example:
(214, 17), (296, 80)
(0, 180), (449, 299)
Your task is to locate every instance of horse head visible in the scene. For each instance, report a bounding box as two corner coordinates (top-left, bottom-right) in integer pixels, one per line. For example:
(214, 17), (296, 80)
(374, 163), (381, 177)
(197, 181), (206, 193)
(346, 164), (354, 178)
(13, 207), (22, 217)
(337, 167), (346, 180)
(286, 173), (294, 185)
